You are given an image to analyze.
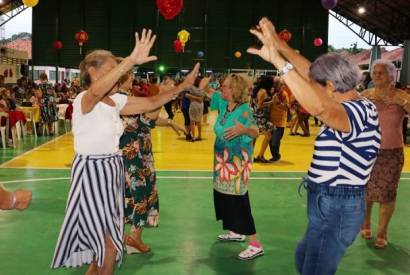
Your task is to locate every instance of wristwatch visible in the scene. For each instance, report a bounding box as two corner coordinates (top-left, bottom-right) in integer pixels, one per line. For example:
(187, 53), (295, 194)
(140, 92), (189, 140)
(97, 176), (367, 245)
(278, 62), (294, 76)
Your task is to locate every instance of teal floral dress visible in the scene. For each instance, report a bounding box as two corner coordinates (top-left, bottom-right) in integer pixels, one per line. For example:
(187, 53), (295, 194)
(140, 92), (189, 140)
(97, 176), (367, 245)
(211, 91), (258, 235)
(211, 92), (256, 196)
(120, 114), (159, 229)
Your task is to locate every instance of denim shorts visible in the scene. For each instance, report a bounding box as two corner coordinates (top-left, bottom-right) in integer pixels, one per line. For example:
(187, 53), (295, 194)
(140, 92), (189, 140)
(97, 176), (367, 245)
(295, 180), (366, 275)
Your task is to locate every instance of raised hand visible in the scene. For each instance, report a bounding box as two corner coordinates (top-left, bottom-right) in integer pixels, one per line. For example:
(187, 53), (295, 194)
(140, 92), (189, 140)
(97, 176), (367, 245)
(199, 76), (211, 90)
(129, 29), (157, 65)
(247, 18), (281, 66)
(180, 63), (200, 89)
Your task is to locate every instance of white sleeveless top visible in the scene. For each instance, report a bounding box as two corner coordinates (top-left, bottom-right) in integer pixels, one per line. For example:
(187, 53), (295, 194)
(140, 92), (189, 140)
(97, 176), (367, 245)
(72, 91), (128, 155)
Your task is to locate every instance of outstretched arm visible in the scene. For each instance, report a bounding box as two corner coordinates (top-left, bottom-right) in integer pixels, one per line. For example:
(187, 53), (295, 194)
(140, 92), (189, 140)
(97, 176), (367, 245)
(82, 29), (157, 114)
(120, 63), (200, 115)
(247, 18), (350, 132)
(0, 186), (32, 211)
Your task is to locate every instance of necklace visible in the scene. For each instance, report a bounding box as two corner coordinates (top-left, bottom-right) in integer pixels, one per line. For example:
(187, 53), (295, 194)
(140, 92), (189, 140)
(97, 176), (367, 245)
(220, 103), (240, 126)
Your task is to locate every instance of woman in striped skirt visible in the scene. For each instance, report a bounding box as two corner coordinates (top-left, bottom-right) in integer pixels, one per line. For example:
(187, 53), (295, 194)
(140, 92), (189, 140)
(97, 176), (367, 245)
(51, 29), (200, 275)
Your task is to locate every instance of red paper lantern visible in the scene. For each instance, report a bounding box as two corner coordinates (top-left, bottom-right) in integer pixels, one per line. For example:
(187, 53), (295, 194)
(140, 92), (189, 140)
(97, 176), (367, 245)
(313, 37), (323, 47)
(279, 29), (292, 43)
(173, 39), (183, 53)
(75, 30), (89, 54)
(53, 40), (63, 50)
(156, 0), (183, 20)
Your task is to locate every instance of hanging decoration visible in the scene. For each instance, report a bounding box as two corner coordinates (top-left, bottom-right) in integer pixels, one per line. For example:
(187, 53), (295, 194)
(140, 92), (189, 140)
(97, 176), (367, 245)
(321, 0), (338, 10)
(75, 30), (89, 54)
(234, 51), (242, 58)
(173, 39), (183, 53)
(177, 29), (190, 52)
(53, 40), (63, 51)
(22, 0), (39, 8)
(156, 0), (184, 20)
(313, 37), (323, 47)
(279, 29), (292, 43)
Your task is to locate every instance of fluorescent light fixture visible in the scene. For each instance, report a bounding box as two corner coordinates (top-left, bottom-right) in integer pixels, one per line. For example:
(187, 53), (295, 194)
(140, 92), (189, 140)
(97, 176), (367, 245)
(181, 69), (189, 73)
(206, 70), (213, 73)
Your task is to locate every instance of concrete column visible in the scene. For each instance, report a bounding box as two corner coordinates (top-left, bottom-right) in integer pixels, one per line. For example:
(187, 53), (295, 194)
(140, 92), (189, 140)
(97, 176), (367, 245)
(369, 45), (382, 71)
(399, 40), (410, 86)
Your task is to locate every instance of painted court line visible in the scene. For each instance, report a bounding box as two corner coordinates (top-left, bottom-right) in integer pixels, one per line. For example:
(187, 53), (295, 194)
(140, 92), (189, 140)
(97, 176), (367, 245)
(0, 133), (69, 168)
(2, 176), (410, 185)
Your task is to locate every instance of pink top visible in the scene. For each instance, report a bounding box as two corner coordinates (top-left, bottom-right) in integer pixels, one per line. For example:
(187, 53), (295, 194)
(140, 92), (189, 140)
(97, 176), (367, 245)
(374, 101), (405, 149)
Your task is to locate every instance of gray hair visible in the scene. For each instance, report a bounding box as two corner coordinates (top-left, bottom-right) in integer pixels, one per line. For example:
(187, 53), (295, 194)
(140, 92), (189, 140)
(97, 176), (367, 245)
(309, 53), (359, 93)
(371, 59), (396, 83)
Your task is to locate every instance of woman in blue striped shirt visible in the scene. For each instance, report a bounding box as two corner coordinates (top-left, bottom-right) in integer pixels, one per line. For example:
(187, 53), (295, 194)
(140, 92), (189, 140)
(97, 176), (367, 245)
(248, 18), (381, 274)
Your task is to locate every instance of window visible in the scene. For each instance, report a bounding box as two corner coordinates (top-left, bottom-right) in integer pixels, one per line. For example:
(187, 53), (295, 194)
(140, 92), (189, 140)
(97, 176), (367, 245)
(49, 70), (56, 81)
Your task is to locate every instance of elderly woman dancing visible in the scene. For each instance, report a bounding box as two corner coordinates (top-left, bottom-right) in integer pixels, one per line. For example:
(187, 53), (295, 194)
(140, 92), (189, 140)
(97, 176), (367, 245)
(248, 18), (381, 274)
(50, 29), (199, 275)
(206, 74), (262, 260)
(361, 60), (410, 248)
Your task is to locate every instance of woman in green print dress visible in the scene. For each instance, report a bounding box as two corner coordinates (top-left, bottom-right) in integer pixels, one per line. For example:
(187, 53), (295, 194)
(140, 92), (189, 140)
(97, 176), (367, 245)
(207, 74), (263, 261)
(118, 68), (185, 254)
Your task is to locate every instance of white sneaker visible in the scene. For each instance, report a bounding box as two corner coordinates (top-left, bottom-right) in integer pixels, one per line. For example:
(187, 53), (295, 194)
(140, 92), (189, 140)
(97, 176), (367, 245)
(217, 232), (246, 242)
(237, 245), (264, 260)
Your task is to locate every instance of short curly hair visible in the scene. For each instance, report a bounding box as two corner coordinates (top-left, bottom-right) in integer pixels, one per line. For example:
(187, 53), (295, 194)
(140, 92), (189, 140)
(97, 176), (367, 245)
(228, 74), (251, 104)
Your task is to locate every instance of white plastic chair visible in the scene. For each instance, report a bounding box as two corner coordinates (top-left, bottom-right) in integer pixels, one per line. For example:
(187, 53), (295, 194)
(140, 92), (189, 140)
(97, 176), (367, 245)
(0, 112), (8, 149)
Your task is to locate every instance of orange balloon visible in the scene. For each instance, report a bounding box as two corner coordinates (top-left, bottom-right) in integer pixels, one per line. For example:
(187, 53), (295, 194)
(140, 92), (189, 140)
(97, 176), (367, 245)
(234, 51), (241, 58)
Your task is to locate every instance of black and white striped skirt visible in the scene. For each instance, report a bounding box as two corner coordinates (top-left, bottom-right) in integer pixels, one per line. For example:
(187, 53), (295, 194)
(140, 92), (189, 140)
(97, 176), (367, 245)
(51, 153), (125, 268)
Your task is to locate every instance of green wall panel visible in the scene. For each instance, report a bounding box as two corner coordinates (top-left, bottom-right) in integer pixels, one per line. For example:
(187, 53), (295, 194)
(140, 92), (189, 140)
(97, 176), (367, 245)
(33, 0), (328, 71)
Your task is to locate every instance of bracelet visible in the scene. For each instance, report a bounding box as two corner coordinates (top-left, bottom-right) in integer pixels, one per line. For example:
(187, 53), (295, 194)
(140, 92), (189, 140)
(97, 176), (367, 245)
(10, 191), (16, 209)
(278, 62), (294, 76)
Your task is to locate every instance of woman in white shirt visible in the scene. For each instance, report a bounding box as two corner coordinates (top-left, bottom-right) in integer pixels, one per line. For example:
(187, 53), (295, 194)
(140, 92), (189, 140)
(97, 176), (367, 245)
(51, 29), (199, 275)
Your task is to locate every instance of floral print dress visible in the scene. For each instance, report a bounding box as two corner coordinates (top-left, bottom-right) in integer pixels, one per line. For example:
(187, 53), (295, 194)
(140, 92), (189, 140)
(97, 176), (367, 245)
(39, 83), (58, 124)
(211, 92), (256, 196)
(120, 114), (159, 229)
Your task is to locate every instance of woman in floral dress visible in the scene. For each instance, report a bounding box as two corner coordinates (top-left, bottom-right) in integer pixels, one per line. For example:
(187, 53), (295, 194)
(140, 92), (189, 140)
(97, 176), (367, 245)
(208, 74), (263, 261)
(38, 73), (58, 135)
(118, 68), (185, 254)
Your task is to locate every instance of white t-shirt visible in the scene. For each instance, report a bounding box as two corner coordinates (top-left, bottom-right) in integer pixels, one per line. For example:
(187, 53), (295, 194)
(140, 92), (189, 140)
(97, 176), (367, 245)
(72, 91), (128, 155)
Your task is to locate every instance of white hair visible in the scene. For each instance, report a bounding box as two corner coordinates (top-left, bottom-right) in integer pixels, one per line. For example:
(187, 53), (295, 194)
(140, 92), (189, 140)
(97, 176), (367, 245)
(371, 59), (397, 83)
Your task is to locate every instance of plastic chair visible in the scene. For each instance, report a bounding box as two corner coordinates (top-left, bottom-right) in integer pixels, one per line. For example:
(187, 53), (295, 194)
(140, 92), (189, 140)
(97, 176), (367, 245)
(0, 112), (8, 149)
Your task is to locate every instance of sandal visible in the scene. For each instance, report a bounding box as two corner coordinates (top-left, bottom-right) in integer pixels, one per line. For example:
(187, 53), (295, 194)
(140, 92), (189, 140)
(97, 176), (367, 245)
(217, 232), (246, 242)
(375, 237), (388, 249)
(125, 235), (151, 254)
(361, 229), (372, 240)
(237, 245), (264, 260)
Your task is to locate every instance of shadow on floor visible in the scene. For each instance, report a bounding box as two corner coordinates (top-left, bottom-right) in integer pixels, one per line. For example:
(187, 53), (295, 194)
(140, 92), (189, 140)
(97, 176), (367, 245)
(187, 241), (258, 275)
(365, 241), (410, 274)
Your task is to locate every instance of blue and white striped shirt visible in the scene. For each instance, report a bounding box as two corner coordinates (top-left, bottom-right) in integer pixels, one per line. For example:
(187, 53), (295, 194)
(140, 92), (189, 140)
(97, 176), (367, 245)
(308, 99), (381, 187)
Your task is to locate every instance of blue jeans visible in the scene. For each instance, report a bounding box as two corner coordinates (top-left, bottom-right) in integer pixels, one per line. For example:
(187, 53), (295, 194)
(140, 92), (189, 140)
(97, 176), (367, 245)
(269, 127), (285, 160)
(295, 180), (365, 275)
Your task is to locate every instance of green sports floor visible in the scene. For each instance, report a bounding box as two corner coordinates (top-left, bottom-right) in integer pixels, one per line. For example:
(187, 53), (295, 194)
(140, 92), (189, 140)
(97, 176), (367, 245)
(1, 121), (410, 274)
